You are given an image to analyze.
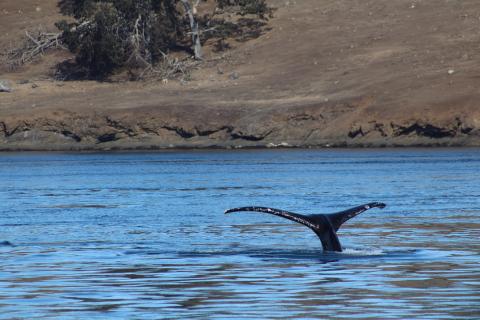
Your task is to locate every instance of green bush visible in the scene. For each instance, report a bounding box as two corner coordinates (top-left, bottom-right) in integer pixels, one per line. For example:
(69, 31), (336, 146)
(56, 0), (270, 79)
(57, 0), (182, 78)
(216, 0), (270, 16)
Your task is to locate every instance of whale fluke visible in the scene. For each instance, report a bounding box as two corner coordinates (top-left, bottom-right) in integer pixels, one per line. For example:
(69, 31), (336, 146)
(225, 202), (386, 252)
(328, 202), (386, 231)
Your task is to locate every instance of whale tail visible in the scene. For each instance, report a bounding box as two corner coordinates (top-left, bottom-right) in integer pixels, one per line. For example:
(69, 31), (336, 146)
(224, 202), (386, 252)
(328, 202), (386, 231)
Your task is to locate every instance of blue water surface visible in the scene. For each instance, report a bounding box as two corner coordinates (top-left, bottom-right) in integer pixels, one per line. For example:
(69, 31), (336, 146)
(0, 149), (479, 319)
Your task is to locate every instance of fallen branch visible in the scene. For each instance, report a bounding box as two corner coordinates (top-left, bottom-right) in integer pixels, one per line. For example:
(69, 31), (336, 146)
(2, 22), (92, 70)
(186, 26), (217, 35)
(138, 52), (200, 81)
(3, 31), (61, 69)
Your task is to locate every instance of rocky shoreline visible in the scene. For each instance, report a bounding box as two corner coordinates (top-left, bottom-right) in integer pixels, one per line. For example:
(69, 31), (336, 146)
(2, 0), (480, 152)
(1, 101), (478, 151)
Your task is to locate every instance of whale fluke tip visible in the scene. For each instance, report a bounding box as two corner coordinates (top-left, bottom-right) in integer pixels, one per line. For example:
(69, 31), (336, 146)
(377, 202), (387, 209)
(225, 207), (250, 214)
(366, 202), (386, 209)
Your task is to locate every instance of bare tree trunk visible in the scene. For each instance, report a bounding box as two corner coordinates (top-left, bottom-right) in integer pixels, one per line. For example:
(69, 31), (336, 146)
(181, 0), (202, 60)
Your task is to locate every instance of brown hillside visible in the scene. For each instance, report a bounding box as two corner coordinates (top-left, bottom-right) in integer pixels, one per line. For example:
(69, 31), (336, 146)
(1, 0), (479, 150)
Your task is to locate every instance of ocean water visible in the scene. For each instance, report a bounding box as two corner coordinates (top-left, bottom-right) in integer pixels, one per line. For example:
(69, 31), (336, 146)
(0, 149), (479, 319)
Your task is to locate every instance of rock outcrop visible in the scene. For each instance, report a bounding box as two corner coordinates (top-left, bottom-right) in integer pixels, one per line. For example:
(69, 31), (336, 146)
(1, 101), (478, 150)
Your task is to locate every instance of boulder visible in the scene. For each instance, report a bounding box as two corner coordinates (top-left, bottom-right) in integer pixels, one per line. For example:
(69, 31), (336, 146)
(0, 80), (12, 93)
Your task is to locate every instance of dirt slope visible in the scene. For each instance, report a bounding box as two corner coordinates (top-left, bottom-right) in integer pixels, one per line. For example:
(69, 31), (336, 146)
(1, 0), (480, 150)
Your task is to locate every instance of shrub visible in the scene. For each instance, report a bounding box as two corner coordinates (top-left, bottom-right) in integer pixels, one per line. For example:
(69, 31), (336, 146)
(216, 0), (270, 16)
(57, 0), (182, 78)
(56, 0), (271, 79)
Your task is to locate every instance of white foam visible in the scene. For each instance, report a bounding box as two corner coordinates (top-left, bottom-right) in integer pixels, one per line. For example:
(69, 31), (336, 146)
(341, 247), (384, 256)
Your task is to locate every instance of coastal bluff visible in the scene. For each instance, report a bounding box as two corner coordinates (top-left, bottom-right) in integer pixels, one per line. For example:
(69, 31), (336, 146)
(1, 0), (479, 150)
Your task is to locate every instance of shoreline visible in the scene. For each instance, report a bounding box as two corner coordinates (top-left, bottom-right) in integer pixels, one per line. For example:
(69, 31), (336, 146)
(2, 0), (480, 154)
(1, 101), (478, 152)
(1, 143), (479, 153)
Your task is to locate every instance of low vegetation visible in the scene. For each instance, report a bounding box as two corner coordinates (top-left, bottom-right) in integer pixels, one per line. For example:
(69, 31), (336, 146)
(3, 0), (271, 80)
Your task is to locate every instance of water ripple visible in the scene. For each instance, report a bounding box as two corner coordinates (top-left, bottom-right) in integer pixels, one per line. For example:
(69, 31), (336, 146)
(0, 149), (479, 319)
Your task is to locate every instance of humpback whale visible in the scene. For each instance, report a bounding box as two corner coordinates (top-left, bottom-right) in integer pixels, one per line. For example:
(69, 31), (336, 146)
(225, 202), (386, 252)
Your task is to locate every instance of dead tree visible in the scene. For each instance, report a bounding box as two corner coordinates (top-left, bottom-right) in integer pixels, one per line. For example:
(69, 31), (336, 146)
(3, 21), (91, 69)
(181, 0), (203, 60)
(3, 31), (64, 69)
